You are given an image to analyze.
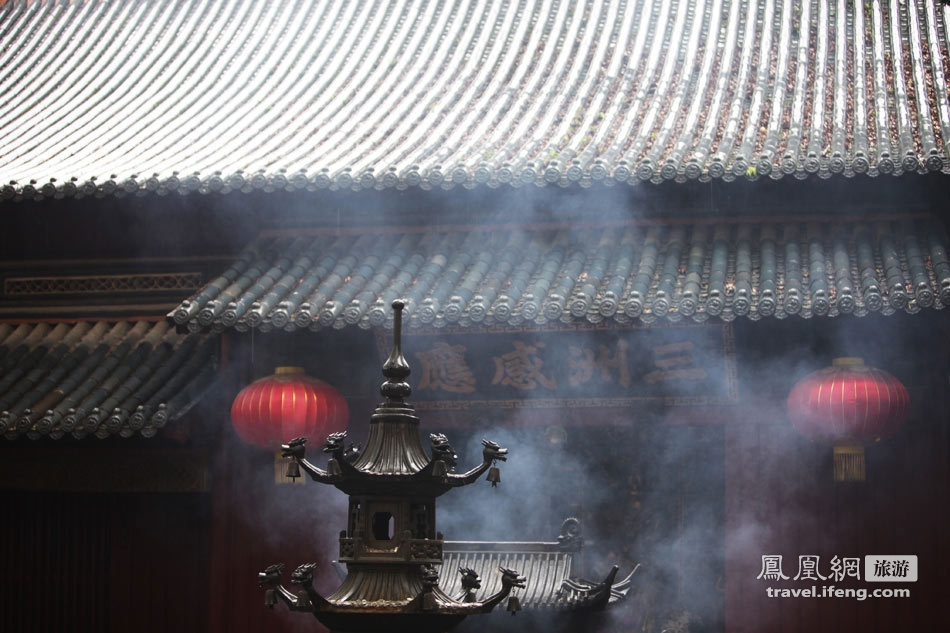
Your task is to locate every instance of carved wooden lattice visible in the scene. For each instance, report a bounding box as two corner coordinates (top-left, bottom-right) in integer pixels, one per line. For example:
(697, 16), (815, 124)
(4, 272), (202, 296)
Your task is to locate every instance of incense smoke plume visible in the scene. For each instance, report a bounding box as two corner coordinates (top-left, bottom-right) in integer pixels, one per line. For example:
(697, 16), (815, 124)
(206, 181), (944, 633)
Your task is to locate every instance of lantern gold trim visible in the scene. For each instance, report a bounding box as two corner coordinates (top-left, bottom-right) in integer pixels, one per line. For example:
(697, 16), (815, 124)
(831, 357), (864, 367)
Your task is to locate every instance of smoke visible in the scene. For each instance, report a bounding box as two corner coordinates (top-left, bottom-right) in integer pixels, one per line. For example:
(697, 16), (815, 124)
(408, 305), (944, 632)
(469, 180), (653, 227)
(199, 178), (949, 633)
(425, 404), (725, 630)
(432, 425), (613, 541)
(424, 415), (724, 632)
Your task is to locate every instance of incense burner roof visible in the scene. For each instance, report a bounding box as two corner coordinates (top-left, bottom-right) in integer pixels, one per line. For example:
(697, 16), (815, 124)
(441, 544), (634, 610)
(1, 0), (948, 201)
(440, 517), (635, 611)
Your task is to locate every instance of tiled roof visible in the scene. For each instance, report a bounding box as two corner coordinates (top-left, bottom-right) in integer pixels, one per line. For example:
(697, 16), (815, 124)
(440, 541), (634, 609)
(0, 320), (218, 440)
(169, 217), (950, 332)
(441, 545), (575, 609)
(1, 0), (949, 201)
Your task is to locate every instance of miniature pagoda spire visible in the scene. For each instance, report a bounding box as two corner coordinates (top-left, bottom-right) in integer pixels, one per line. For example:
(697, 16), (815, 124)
(259, 300), (523, 633)
(380, 299), (411, 404)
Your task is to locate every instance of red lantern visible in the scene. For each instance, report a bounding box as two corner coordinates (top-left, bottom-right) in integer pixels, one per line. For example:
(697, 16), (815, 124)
(231, 367), (349, 481)
(787, 358), (909, 481)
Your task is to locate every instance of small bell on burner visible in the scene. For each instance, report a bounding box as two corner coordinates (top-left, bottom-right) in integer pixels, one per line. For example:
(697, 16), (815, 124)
(285, 458), (301, 480)
(264, 588), (277, 608)
(506, 595), (521, 615)
(487, 465), (501, 487)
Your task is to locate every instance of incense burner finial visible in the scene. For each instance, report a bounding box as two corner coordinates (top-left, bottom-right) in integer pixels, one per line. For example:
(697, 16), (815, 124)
(381, 299), (411, 403)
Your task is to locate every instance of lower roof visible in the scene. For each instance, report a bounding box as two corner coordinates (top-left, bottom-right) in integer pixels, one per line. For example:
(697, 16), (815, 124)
(170, 216), (950, 333)
(441, 538), (634, 610)
(0, 320), (217, 440)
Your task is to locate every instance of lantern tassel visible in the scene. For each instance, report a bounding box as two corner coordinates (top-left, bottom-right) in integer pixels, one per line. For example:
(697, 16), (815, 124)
(833, 444), (866, 482)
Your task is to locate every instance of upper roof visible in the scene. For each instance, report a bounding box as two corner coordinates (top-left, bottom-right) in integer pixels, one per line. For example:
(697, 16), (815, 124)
(1, 0), (948, 201)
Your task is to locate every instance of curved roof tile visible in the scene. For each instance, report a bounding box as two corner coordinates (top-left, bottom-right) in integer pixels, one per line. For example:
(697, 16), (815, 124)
(0, 320), (218, 440)
(440, 518), (635, 610)
(0, 0), (948, 201)
(169, 216), (950, 332)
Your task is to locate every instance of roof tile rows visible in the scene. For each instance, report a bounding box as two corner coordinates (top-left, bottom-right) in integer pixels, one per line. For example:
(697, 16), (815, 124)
(169, 217), (950, 332)
(1, 0), (949, 200)
(441, 547), (576, 609)
(440, 535), (635, 609)
(0, 320), (217, 440)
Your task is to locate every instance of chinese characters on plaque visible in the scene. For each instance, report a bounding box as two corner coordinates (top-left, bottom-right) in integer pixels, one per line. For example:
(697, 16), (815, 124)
(376, 323), (737, 409)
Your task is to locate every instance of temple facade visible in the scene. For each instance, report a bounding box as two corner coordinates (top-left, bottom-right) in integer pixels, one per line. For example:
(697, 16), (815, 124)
(0, 2), (949, 632)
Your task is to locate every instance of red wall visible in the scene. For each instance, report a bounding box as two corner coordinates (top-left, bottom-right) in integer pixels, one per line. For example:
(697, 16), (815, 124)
(0, 490), (209, 633)
(725, 399), (950, 632)
(207, 440), (342, 633)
